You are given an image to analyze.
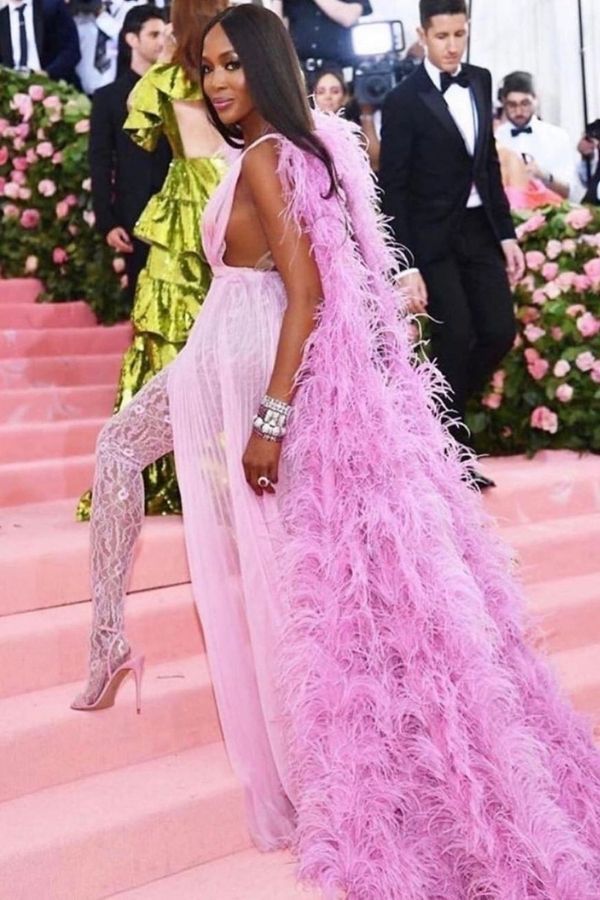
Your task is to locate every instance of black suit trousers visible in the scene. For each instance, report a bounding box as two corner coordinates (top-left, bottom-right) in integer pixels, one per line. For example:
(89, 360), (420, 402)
(123, 238), (149, 309)
(420, 208), (516, 444)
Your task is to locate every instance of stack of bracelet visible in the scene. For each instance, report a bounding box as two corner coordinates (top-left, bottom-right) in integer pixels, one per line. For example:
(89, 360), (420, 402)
(252, 394), (292, 442)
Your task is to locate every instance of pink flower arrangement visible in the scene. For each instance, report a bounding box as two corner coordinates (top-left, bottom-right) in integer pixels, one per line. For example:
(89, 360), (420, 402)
(565, 207), (593, 230)
(591, 362), (600, 385)
(24, 254), (38, 273)
(3, 203), (19, 218)
(583, 258), (600, 287)
(55, 200), (69, 219)
(0, 118), (9, 136)
(112, 257), (126, 274)
(524, 250), (545, 271)
(52, 151), (63, 165)
(12, 156), (29, 172)
(38, 179), (57, 198)
(566, 303), (586, 318)
(11, 169), (27, 185)
(543, 281), (561, 300)
(18, 187), (31, 200)
(523, 323), (546, 343)
(555, 384), (573, 403)
(530, 406), (558, 434)
(556, 271), (576, 291)
(36, 141), (54, 158)
(3, 181), (21, 199)
(20, 208), (40, 229)
(83, 209), (96, 227)
(28, 85), (45, 102)
(0, 146), (8, 166)
(545, 239), (562, 260)
(541, 262), (559, 281)
(516, 213), (546, 239)
(74, 119), (90, 135)
(11, 92), (34, 122)
(491, 370), (506, 392)
(576, 313), (600, 339)
(482, 393), (502, 409)
(561, 238), (577, 254)
(52, 247), (68, 265)
(551, 327), (564, 341)
(575, 351), (595, 372)
(553, 359), (571, 378)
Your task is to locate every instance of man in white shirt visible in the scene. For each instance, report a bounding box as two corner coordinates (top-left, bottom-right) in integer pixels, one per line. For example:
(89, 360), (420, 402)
(73, 0), (146, 95)
(0, 0), (80, 84)
(496, 71), (575, 201)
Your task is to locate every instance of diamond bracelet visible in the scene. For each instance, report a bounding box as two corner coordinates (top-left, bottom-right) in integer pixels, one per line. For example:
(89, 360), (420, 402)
(252, 394), (292, 443)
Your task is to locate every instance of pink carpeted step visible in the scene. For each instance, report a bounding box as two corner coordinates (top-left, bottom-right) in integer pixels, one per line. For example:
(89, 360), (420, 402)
(0, 584), (202, 698)
(0, 323), (132, 358)
(0, 453), (96, 506)
(0, 353), (123, 388)
(0, 500), (189, 616)
(550, 641), (600, 721)
(0, 417), (105, 463)
(527, 573), (600, 652)
(110, 849), (319, 900)
(482, 452), (600, 524)
(0, 744), (251, 900)
(504, 512), (600, 583)
(0, 383), (116, 424)
(0, 301), (96, 329)
(0, 278), (43, 304)
(0, 655), (219, 802)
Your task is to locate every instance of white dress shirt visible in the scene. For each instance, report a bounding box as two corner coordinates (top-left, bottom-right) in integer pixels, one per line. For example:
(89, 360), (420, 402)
(75, 0), (146, 95)
(496, 115), (576, 199)
(424, 56), (482, 208)
(8, 0), (42, 72)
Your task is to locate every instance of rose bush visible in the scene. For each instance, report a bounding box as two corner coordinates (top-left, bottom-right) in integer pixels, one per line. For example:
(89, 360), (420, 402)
(467, 203), (600, 454)
(0, 68), (128, 323)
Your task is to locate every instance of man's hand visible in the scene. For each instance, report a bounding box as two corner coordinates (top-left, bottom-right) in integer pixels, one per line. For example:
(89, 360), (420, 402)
(501, 239), (525, 286)
(106, 226), (133, 253)
(398, 269), (428, 315)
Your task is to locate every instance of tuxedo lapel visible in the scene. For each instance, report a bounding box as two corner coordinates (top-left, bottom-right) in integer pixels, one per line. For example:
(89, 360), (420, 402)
(415, 66), (470, 155)
(468, 67), (488, 170)
(0, 8), (15, 68)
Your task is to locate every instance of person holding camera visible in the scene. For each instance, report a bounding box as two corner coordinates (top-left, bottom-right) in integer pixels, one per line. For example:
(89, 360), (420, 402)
(273, 0), (372, 84)
(0, 0), (80, 84)
(495, 71), (575, 201)
(577, 124), (600, 205)
(379, 0), (524, 489)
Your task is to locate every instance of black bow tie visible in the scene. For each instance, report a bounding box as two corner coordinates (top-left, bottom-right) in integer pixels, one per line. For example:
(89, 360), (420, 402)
(511, 125), (533, 137)
(440, 70), (470, 94)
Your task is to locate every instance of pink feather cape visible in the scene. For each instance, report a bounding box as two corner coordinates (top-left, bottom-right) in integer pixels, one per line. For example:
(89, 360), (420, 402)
(274, 114), (600, 899)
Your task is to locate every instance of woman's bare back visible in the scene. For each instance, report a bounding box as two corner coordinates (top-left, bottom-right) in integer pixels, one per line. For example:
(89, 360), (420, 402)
(172, 99), (224, 159)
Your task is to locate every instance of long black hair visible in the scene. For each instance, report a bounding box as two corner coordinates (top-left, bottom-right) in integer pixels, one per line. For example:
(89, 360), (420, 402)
(200, 5), (338, 196)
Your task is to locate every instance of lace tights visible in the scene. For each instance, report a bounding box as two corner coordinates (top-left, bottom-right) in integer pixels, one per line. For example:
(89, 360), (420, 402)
(72, 370), (174, 707)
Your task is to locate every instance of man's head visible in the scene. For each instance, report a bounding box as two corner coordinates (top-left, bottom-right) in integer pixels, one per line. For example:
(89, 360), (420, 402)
(500, 71), (537, 128)
(123, 6), (167, 71)
(418, 0), (468, 73)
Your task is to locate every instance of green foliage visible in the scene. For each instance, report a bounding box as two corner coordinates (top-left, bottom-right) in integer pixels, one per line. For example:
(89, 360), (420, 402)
(0, 67), (129, 323)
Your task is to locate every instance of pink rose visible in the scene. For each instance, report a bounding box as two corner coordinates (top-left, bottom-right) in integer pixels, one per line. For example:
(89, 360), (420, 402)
(10, 170), (26, 185)
(525, 250), (546, 271)
(18, 187), (31, 200)
(566, 303), (586, 317)
(3, 203), (19, 218)
(65, 194), (78, 207)
(12, 137), (25, 151)
(38, 178), (57, 197)
(491, 369), (506, 392)
(11, 92), (34, 121)
(482, 392), (502, 409)
(36, 128), (45, 141)
(83, 209), (95, 227)
(52, 247), (69, 265)
(583, 258), (600, 287)
(576, 312), (600, 339)
(551, 327), (564, 341)
(519, 273), (536, 292)
(555, 384), (573, 403)
(553, 359), (571, 378)
(591, 362), (600, 385)
(524, 348), (539, 363)
(14, 123), (29, 140)
(28, 84), (45, 102)
(561, 238), (577, 254)
(516, 213), (546, 240)
(74, 118), (90, 134)
(0, 176), (4, 193)
(120, 274), (129, 289)
(43, 95), (61, 109)
(12, 156), (28, 172)
(52, 151), (63, 165)
(524, 323), (546, 343)
(541, 262), (559, 281)
(68, 225), (79, 236)
(527, 358), (550, 381)
(521, 306), (540, 324)
(112, 257), (126, 274)
(565, 207), (593, 230)
(3, 181), (20, 199)
(545, 239), (562, 260)
(0, 118), (9, 136)
(543, 281), (561, 300)
(20, 208), (40, 229)
(81, 177), (91, 192)
(573, 274), (591, 294)
(0, 146), (8, 166)
(530, 406), (558, 434)
(25, 148), (38, 165)
(24, 255), (38, 273)
(556, 271), (576, 291)
(55, 200), (69, 219)
(576, 351), (595, 372)
(36, 141), (54, 158)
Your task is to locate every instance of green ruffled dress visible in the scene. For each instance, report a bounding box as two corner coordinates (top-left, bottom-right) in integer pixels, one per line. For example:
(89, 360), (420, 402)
(77, 64), (227, 520)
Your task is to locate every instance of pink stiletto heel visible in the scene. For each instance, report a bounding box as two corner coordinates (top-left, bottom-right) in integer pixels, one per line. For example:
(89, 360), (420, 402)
(71, 654), (145, 713)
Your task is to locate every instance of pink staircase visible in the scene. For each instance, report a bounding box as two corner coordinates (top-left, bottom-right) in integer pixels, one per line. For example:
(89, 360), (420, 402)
(0, 279), (599, 900)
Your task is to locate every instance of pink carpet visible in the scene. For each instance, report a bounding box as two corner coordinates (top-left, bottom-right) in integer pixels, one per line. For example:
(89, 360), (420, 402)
(0, 279), (598, 899)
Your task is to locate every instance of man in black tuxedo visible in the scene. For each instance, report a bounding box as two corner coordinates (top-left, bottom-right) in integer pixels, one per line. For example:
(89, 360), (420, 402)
(0, 0), (80, 84)
(89, 5), (171, 307)
(380, 0), (524, 488)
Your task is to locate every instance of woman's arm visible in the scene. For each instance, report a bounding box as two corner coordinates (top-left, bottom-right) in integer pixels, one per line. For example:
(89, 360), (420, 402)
(240, 139), (323, 494)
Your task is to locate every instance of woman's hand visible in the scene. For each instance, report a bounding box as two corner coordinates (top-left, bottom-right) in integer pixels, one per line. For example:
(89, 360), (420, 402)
(158, 23), (176, 64)
(242, 433), (281, 496)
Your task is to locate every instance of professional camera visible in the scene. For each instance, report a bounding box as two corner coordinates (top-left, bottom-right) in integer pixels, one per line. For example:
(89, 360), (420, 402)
(351, 20), (406, 107)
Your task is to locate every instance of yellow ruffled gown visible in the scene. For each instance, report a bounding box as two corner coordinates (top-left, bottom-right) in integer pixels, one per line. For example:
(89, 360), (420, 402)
(77, 64), (227, 520)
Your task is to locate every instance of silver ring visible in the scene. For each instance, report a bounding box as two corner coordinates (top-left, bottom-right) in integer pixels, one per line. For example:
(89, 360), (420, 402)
(257, 476), (272, 489)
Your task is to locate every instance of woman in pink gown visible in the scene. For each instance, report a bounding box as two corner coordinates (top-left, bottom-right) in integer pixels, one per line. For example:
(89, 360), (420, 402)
(72, 6), (600, 898)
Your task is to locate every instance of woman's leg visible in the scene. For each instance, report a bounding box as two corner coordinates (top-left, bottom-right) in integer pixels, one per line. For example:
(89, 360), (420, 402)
(72, 369), (174, 708)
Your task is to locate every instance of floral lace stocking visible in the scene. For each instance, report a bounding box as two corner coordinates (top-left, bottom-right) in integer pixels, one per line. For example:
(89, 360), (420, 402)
(72, 370), (174, 708)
